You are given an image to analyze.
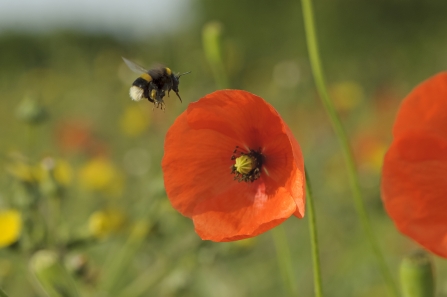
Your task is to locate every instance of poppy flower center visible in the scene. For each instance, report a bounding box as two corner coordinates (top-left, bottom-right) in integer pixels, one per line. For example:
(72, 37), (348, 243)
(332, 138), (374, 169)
(231, 146), (264, 182)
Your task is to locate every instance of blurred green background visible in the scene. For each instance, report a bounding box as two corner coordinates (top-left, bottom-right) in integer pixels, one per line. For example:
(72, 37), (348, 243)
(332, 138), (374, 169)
(1, 0), (447, 296)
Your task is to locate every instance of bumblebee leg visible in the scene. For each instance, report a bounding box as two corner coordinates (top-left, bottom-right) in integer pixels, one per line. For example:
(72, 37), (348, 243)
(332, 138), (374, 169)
(159, 90), (166, 100)
(150, 89), (158, 101)
(175, 92), (182, 103)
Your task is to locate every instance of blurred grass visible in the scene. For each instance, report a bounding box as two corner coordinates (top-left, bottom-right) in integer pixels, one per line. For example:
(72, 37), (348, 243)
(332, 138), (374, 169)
(0, 0), (447, 296)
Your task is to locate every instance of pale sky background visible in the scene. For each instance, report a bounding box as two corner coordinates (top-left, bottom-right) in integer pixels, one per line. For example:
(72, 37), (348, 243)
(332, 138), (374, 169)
(0, 0), (193, 39)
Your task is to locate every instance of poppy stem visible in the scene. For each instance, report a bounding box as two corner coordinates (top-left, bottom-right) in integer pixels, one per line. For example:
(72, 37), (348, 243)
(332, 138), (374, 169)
(300, 0), (399, 296)
(272, 226), (299, 296)
(305, 168), (323, 297)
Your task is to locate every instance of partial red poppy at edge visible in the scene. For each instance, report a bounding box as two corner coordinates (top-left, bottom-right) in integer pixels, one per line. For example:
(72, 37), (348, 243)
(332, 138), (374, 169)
(382, 72), (447, 258)
(162, 90), (305, 242)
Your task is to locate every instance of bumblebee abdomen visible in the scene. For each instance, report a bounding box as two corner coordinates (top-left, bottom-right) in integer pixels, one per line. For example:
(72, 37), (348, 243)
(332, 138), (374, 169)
(140, 73), (152, 82)
(130, 77), (151, 102)
(129, 86), (144, 102)
(132, 77), (150, 88)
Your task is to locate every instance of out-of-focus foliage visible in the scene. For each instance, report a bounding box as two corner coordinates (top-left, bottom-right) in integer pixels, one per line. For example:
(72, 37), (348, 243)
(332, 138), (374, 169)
(0, 0), (447, 296)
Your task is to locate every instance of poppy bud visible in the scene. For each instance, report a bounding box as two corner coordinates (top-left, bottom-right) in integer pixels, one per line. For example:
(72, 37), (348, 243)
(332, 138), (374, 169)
(202, 21), (228, 89)
(400, 250), (435, 297)
(16, 96), (48, 125)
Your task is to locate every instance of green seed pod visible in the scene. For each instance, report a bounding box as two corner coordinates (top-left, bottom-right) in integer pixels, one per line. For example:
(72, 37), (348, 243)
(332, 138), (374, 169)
(202, 21), (229, 89)
(400, 250), (435, 297)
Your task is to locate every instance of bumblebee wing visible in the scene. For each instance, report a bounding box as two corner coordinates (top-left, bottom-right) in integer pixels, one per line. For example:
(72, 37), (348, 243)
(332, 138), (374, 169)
(122, 57), (148, 74)
(148, 67), (166, 80)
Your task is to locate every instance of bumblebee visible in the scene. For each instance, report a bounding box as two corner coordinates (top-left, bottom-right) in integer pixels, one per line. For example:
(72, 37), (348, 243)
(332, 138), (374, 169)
(122, 57), (190, 110)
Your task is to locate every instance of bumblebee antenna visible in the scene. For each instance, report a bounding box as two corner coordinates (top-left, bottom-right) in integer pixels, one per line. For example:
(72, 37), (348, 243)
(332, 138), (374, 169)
(177, 71), (191, 78)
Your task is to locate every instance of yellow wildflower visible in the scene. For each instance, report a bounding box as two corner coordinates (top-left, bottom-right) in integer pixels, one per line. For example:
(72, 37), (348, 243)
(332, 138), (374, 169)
(0, 210), (22, 248)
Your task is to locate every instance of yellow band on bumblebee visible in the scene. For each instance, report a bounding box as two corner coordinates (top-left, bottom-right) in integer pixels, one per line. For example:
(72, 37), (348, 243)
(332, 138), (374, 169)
(140, 73), (152, 82)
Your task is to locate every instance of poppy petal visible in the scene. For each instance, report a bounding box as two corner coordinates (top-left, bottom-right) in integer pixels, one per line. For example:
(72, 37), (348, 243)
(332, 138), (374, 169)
(393, 72), (447, 138)
(192, 179), (296, 242)
(162, 112), (238, 217)
(382, 72), (447, 258)
(382, 131), (447, 257)
(284, 124), (306, 218)
(187, 90), (292, 149)
(186, 90), (305, 213)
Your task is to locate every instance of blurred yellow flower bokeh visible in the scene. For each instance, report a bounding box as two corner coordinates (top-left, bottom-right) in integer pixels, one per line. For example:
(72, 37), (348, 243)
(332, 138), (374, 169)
(36, 158), (74, 186)
(52, 159), (74, 186)
(88, 209), (127, 238)
(7, 155), (73, 186)
(330, 81), (365, 112)
(6, 158), (35, 183)
(78, 158), (124, 196)
(0, 210), (22, 248)
(119, 104), (151, 137)
(363, 142), (388, 173)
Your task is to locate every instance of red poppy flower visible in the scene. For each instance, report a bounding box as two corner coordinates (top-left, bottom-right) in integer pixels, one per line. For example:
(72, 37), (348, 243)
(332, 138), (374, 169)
(382, 72), (447, 258)
(162, 90), (305, 242)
